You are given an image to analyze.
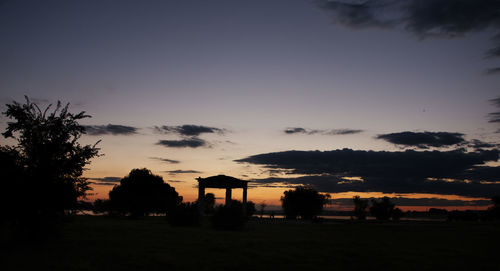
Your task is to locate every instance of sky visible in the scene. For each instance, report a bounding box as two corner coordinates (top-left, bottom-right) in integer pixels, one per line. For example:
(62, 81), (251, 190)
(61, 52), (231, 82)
(1, 0), (500, 211)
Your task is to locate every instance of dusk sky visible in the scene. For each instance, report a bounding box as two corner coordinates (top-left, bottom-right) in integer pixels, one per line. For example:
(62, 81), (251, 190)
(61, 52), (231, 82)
(1, 0), (500, 210)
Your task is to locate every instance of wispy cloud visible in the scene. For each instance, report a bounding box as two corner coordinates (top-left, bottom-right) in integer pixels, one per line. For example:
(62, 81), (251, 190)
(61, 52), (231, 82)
(156, 138), (208, 148)
(165, 170), (202, 175)
(154, 124), (224, 136)
(313, 0), (500, 73)
(150, 157), (180, 164)
(84, 124), (138, 135)
(89, 176), (122, 186)
(284, 127), (363, 135)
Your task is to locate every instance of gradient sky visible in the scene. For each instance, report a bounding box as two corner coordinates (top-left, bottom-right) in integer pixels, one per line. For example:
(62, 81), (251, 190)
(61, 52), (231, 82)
(1, 0), (500, 210)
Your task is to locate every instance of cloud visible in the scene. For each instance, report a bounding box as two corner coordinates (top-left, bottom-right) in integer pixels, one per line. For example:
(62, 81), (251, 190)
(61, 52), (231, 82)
(156, 138), (208, 148)
(84, 124), (138, 135)
(468, 139), (496, 149)
(484, 67), (500, 75)
(489, 96), (500, 123)
(154, 125), (224, 136)
(284, 127), (308, 134)
(165, 170), (202, 174)
(314, 0), (500, 72)
(376, 131), (466, 148)
(284, 127), (363, 135)
(237, 148), (500, 197)
(89, 176), (122, 186)
(166, 180), (184, 183)
(150, 157), (180, 164)
(326, 129), (364, 135)
(89, 177), (121, 183)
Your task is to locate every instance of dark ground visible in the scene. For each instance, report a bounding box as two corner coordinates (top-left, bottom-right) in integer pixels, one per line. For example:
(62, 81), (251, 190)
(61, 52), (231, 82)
(2, 216), (499, 271)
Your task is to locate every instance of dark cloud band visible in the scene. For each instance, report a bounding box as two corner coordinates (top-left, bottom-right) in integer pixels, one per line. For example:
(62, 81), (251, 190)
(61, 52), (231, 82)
(154, 125), (223, 136)
(84, 124), (138, 135)
(284, 127), (363, 135)
(238, 148), (500, 197)
(156, 138), (207, 148)
(376, 131), (465, 148)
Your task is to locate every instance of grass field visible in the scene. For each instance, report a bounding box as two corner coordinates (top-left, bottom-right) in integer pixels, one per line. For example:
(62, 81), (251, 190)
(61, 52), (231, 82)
(2, 216), (499, 271)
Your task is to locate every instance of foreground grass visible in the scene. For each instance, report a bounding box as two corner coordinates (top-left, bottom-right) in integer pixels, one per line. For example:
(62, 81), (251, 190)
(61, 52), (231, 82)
(2, 216), (499, 271)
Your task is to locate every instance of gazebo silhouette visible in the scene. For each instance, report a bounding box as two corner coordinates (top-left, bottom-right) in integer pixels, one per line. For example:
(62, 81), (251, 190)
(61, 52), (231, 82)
(196, 175), (248, 213)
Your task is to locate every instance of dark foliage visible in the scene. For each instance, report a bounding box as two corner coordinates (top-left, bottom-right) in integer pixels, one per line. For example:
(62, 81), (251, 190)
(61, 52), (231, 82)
(486, 195), (500, 220)
(447, 210), (479, 221)
(353, 195), (369, 220)
(281, 186), (330, 220)
(211, 200), (252, 230)
(108, 168), (182, 217)
(0, 97), (100, 239)
(202, 193), (216, 214)
(370, 197), (395, 220)
(167, 202), (200, 227)
(392, 208), (404, 221)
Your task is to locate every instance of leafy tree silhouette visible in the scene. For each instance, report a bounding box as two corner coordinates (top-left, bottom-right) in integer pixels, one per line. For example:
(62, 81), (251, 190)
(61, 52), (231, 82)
(281, 186), (330, 220)
(108, 168), (182, 217)
(488, 195), (500, 220)
(370, 197), (395, 220)
(353, 195), (369, 220)
(1, 97), (100, 221)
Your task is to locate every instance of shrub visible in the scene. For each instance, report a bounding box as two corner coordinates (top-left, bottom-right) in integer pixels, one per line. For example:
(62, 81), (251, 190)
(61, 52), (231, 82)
(281, 187), (330, 220)
(211, 201), (247, 230)
(167, 202), (200, 227)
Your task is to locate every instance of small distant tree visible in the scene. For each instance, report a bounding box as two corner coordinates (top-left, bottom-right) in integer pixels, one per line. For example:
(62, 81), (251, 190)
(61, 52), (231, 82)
(353, 195), (369, 220)
(281, 186), (330, 220)
(259, 202), (267, 218)
(392, 207), (404, 221)
(370, 197), (395, 220)
(108, 168), (182, 217)
(488, 195), (500, 220)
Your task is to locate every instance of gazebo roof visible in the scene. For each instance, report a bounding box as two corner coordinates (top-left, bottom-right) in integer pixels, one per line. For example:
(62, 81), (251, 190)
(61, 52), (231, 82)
(197, 175), (248, 188)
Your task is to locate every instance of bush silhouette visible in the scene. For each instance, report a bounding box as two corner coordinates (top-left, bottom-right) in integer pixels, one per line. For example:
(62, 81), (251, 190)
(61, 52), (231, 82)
(353, 195), (369, 220)
(370, 197), (395, 220)
(281, 187), (330, 220)
(167, 202), (200, 227)
(211, 200), (250, 230)
(108, 168), (182, 217)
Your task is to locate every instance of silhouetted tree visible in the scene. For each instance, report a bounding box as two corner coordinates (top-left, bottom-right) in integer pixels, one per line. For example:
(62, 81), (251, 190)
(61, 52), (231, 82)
(353, 195), (369, 220)
(108, 168), (182, 217)
(392, 207), (404, 221)
(0, 97), (100, 222)
(281, 186), (330, 220)
(370, 197), (395, 220)
(246, 201), (256, 217)
(259, 203), (267, 218)
(487, 195), (500, 220)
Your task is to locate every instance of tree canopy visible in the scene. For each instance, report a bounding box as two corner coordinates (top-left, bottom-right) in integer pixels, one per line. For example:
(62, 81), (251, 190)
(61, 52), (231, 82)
(281, 186), (330, 220)
(1, 97), (100, 219)
(108, 168), (182, 216)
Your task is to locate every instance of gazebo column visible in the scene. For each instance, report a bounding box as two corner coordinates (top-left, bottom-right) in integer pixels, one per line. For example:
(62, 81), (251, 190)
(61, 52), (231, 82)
(242, 185), (247, 206)
(225, 188), (232, 205)
(242, 184), (248, 216)
(198, 182), (205, 214)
